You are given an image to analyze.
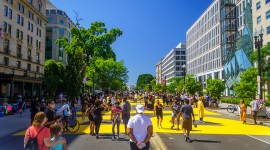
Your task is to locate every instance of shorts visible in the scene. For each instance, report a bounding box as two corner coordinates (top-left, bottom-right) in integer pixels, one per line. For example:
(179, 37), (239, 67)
(123, 114), (130, 124)
(172, 112), (179, 118)
(88, 115), (94, 121)
(156, 114), (163, 120)
(182, 119), (192, 131)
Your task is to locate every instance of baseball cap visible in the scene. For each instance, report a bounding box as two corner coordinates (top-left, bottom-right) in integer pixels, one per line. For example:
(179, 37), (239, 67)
(136, 105), (145, 113)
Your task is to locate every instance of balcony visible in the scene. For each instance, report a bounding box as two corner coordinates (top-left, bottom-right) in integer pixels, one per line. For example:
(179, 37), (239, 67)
(28, 56), (32, 61)
(4, 49), (11, 54)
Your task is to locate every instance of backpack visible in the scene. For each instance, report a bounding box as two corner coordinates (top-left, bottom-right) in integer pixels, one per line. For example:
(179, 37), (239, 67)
(24, 127), (45, 150)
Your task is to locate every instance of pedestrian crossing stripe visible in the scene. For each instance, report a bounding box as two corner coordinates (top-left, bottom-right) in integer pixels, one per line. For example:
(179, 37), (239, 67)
(13, 101), (270, 136)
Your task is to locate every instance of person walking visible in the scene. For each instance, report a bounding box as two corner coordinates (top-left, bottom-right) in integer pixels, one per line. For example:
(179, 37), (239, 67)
(31, 97), (40, 124)
(250, 98), (259, 124)
(111, 101), (122, 140)
(197, 97), (205, 123)
(179, 99), (195, 142)
(127, 105), (153, 150)
(24, 112), (66, 150)
(86, 103), (95, 136)
(122, 98), (131, 135)
(239, 99), (247, 124)
(154, 99), (163, 128)
(170, 98), (181, 130)
(92, 101), (105, 139)
(44, 100), (56, 128)
(18, 96), (25, 117)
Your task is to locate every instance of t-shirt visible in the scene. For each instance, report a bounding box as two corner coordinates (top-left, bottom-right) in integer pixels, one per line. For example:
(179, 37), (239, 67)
(122, 101), (131, 115)
(172, 103), (181, 114)
(44, 108), (55, 122)
(112, 106), (122, 121)
(127, 114), (152, 142)
(51, 136), (64, 150)
(180, 104), (193, 120)
(92, 107), (104, 119)
(155, 104), (163, 115)
(25, 126), (50, 150)
(250, 100), (259, 111)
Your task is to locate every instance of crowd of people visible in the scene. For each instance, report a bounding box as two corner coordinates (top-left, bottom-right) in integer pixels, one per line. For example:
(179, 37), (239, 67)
(21, 90), (263, 150)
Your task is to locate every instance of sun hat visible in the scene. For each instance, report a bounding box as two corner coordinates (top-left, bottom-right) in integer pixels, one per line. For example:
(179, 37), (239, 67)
(136, 105), (145, 113)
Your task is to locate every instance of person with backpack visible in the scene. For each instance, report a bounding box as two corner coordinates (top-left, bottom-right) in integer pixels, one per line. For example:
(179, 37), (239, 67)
(56, 100), (70, 133)
(24, 112), (66, 150)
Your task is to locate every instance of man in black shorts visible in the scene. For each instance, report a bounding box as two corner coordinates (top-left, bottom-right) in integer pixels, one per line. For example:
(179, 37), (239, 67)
(154, 100), (164, 128)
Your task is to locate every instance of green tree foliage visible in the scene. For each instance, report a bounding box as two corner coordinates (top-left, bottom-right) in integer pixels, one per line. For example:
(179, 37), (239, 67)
(234, 67), (258, 99)
(167, 77), (184, 94)
(87, 58), (128, 92)
(44, 60), (65, 95)
(136, 74), (154, 90)
(250, 43), (270, 83)
(56, 21), (123, 97)
(153, 83), (164, 92)
(185, 75), (202, 96)
(206, 78), (226, 99)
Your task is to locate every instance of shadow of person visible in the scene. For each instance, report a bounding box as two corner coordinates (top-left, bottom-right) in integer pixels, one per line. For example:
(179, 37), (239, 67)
(190, 139), (222, 143)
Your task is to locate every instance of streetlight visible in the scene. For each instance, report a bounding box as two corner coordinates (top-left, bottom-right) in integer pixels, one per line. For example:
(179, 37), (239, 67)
(254, 26), (263, 99)
(182, 64), (186, 94)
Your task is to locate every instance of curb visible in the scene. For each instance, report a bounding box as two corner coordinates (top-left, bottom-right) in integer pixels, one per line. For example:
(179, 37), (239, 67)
(205, 108), (270, 127)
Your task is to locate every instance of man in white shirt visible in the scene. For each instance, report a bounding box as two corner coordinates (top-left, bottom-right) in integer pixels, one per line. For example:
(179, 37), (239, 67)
(127, 105), (153, 150)
(250, 98), (259, 124)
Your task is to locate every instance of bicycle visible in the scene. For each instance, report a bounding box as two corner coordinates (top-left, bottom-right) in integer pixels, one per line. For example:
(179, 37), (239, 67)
(67, 116), (80, 133)
(227, 104), (238, 113)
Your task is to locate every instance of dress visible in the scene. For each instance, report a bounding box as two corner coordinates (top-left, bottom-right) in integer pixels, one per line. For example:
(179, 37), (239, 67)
(239, 104), (247, 121)
(198, 100), (204, 119)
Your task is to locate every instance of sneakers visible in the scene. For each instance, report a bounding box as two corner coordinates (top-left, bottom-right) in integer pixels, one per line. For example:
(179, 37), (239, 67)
(112, 136), (119, 141)
(111, 137), (115, 141)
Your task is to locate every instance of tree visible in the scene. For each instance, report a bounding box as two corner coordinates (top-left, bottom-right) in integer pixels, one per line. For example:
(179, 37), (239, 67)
(87, 58), (128, 92)
(44, 60), (65, 96)
(250, 43), (270, 84)
(185, 75), (201, 96)
(136, 74), (154, 90)
(234, 67), (258, 99)
(153, 83), (164, 92)
(56, 21), (123, 97)
(167, 77), (184, 94)
(206, 78), (225, 99)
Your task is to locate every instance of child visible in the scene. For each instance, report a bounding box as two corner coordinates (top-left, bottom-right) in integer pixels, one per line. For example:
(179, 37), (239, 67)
(50, 123), (67, 150)
(54, 115), (63, 130)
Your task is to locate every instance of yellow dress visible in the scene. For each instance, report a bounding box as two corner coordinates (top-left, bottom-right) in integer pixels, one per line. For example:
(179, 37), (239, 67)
(239, 104), (247, 121)
(198, 100), (204, 118)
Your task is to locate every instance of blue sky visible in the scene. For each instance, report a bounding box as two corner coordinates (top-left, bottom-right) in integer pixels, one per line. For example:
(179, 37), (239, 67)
(50, 0), (213, 85)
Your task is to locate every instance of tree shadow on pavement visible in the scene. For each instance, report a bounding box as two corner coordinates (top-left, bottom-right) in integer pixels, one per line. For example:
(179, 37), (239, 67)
(190, 139), (222, 143)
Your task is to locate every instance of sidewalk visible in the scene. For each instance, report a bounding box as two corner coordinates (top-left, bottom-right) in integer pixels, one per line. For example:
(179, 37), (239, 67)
(0, 103), (62, 137)
(205, 102), (270, 127)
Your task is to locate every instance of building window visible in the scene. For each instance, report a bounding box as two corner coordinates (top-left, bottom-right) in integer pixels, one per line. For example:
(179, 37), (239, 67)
(28, 49), (31, 60)
(28, 0), (33, 4)
(21, 17), (24, 26)
(256, 1), (261, 10)
(36, 66), (40, 72)
(60, 19), (64, 24)
(27, 64), (31, 71)
(17, 14), (20, 24)
(266, 0), (270, 4)
(257, 16), (262, 24)
(36, 52), (40, 63)
(17, 61), (21, 68)
(267, 26), (270, 34)
(17, 44), (22, 57)
(4, 57), (9, 66)
(266, 10), (270, 19)
(8, 24), (11, 34)
(4, 5), (8, 16)
(3, 22), (7, 32)
(16, 29), (20, 38)
(4, 39), (9, 53)
(8, 8), (12, 19)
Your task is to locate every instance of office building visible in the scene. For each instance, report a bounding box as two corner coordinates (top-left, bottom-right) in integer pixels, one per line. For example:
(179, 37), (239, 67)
(160, 42), (186, 84)
(45, 1), (74, 65)
(155, 59), (163, 84)
(186, 0), (222, 89)
(0, 0), (47, 98)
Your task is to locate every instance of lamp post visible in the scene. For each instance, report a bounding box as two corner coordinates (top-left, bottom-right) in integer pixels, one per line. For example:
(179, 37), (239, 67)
(254, 27), (263, 99)
(182, 64), (186, 94)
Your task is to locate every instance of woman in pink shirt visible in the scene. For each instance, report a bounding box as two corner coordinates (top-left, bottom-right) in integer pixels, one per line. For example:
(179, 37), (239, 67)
(24, 112), (66, 150)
